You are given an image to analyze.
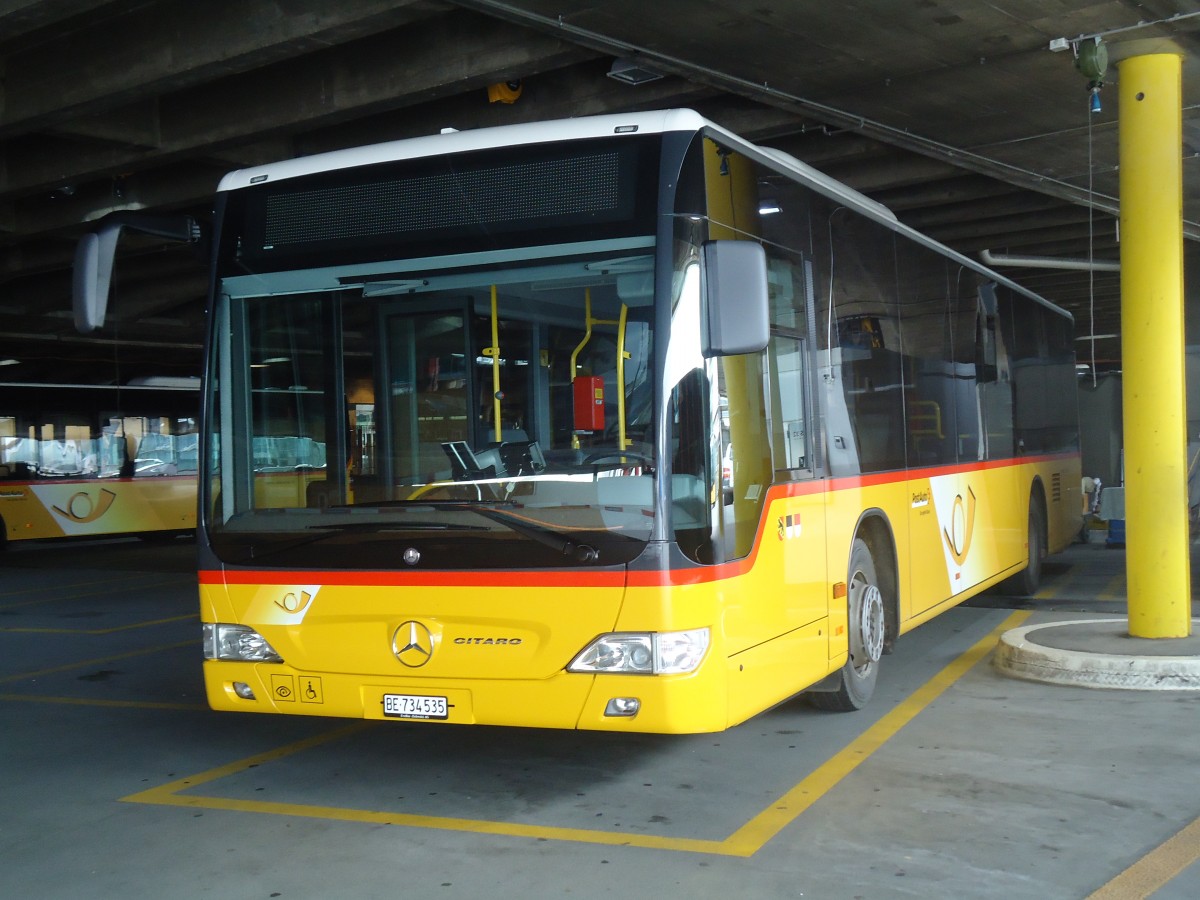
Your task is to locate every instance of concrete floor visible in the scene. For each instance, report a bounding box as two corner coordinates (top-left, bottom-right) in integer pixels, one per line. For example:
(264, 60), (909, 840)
(2, 534), (1198, 899)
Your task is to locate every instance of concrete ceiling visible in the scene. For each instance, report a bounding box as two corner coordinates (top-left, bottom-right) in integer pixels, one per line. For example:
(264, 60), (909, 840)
(2, 0), (1199, 386)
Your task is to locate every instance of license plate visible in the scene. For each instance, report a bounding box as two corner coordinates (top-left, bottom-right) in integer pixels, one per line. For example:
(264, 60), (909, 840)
(382, 693), (448, 720)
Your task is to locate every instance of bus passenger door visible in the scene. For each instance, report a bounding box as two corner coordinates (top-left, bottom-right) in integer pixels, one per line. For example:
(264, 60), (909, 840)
(763, 331), (827, 638)
(714, 329), (827, 658)
(378, 303), (473, 495)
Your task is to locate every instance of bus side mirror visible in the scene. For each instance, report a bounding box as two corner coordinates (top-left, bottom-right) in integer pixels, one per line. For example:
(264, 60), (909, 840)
(701, 240), (769, 358)
(72, 212), (205, 333)
(72, 226), (122, 333)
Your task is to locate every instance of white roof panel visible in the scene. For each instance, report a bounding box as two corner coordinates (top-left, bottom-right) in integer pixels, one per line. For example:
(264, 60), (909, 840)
(216, 109), (710, 192)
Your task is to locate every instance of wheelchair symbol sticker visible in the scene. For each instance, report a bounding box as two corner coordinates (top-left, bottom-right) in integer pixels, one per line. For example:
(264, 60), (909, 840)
(300, 676), (323, 704)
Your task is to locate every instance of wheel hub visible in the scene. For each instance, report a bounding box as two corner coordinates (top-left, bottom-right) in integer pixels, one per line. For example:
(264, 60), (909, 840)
(850, 582), (885, 665)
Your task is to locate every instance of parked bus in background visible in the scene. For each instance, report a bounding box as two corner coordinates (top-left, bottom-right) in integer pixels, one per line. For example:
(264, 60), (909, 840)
(76, 109), (1080, 732)
(0, 380), (198, 548)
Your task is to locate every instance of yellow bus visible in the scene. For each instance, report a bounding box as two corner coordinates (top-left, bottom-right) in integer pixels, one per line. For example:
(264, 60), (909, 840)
(0, 380), (198, 548)
(98, 110), (1078, 732)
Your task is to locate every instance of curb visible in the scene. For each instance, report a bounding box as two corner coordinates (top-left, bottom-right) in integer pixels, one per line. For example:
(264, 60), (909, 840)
(993, 618), (1200, 690)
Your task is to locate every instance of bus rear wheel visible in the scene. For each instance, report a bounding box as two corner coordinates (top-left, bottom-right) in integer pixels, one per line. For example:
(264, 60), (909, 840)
(810, 538), (884, 712)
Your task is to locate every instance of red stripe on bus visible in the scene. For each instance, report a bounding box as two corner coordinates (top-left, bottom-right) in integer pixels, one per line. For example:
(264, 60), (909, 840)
(198, 569), (629, 588)
(199, 452), (1079, 590)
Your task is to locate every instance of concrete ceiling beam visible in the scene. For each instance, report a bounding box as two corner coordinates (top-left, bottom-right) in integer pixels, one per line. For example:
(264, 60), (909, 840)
(0, 0), (442, 138)
(0, 0), (114, 43)
(0, 10), (594, 209)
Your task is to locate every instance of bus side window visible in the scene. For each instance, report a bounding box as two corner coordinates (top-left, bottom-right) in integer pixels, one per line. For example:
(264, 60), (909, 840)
(768, 333), (809, 472)
(717, 351), (773, 560)
(976, 286), (1014, 460)
(671, 368), (715, 564)
(761, 251), (814, 477)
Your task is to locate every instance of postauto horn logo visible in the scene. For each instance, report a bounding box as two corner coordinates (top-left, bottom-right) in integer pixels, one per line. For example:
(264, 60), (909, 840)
(52, 488), (117, 523)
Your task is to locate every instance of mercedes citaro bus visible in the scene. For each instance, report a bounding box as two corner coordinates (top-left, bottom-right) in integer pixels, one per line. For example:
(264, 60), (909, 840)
(75, 109), (1080, 732)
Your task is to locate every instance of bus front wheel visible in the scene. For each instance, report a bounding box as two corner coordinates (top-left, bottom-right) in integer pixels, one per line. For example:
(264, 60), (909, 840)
(810, 538), (884, 712)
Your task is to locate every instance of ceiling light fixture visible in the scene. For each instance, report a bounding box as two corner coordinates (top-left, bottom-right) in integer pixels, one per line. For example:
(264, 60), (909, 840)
(606, 58), (663, 85)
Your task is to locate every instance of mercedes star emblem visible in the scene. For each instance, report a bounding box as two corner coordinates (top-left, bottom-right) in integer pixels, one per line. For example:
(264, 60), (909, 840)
(392, 620), (435, 668)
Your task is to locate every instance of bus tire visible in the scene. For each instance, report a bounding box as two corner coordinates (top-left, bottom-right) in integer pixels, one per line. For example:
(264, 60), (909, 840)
(1005, 500), (1045, 597)
(810, 537), (884, 712)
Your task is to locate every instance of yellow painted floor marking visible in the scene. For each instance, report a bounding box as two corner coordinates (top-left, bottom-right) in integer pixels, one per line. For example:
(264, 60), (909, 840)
(124, 724), (371, 798)
(0, 613), (198, 635)
(0, 640), (193, 686)
(1088, 814), (1200, 899)
(121, 610), (1030, 857)
(722, 609), (1031, 855)
(1098, 570), (1126, 602)
(121, 719), (743, 854)
(0, 693), (204, 711)
(135, 791), (735, 853)
(1033, 574), (1059, 601)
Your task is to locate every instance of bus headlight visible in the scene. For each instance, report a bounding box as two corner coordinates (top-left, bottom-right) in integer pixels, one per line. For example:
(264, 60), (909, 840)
(203, 623), (283, 663)
(568, 628), (709, 675)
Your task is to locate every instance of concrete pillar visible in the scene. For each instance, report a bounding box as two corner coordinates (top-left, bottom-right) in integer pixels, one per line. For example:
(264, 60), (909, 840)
(1118, 52), (1192, 638)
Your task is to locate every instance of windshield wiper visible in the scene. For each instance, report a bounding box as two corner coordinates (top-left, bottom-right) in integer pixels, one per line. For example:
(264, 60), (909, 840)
(449, 503), (599, 563)
(228, 519), (487, 563)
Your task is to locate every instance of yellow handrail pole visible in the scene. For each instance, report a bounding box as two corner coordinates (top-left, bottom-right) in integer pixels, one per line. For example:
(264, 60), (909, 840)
(568, 290), (622, 451)
(616, 303), (630, 450)
(569, 289), (594, 386)
(1118, 52), (1191, 638)
(489, 285), (502, 443)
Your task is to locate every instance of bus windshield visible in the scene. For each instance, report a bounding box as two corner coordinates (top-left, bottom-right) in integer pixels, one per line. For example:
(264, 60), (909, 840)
(207, 243), (658, 569)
